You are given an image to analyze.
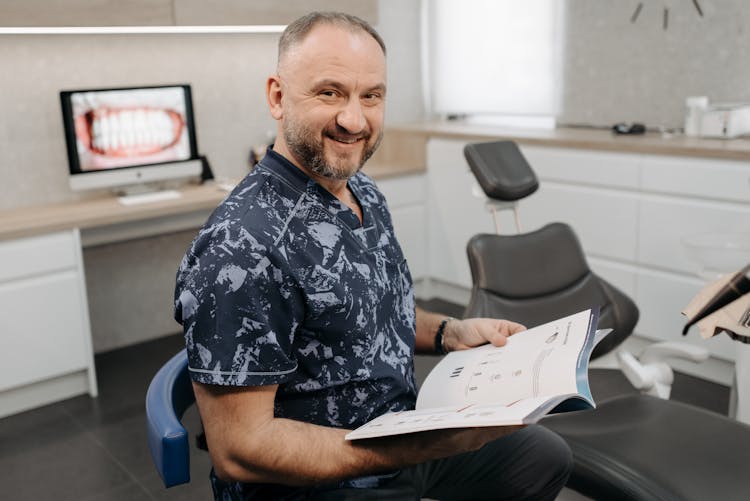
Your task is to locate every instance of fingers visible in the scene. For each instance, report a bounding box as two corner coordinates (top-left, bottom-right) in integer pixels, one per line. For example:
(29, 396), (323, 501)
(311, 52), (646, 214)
(450, 318), (527, 351)
(499, 320), (526, 336)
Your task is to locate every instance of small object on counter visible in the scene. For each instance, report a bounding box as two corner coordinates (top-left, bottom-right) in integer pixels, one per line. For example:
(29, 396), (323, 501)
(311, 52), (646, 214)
(684, 96), (709, 136)
(612, 122), (646, 135)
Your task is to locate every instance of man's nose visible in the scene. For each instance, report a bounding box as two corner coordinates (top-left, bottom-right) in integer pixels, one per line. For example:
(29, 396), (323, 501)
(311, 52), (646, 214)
(336, 98), (367, 134)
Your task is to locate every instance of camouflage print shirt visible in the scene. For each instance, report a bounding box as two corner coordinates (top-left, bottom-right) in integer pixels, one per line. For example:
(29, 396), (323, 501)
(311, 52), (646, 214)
(174, 148), (418, 432)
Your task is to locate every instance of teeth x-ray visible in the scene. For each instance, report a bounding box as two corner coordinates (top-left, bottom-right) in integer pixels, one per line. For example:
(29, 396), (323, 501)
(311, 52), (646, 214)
(69, 87), (191, 171)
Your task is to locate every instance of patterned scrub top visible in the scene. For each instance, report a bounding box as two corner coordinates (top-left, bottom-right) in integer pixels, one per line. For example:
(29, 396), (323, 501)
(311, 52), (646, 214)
(174, 148), (418, 430)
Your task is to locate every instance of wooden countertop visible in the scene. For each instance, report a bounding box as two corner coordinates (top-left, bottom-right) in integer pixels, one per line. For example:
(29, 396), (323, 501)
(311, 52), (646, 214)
(0, 182), (228, 242)
(388, 121), (750, 161)
(0, 165), (423, 242)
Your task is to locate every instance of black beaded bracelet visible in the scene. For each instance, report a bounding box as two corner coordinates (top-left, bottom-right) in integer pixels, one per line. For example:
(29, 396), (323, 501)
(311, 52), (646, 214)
(434, 317), (453, 355)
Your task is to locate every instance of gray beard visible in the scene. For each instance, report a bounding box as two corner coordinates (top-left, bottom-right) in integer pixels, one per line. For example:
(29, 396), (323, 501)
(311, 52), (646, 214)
(283, 123), (383, 180)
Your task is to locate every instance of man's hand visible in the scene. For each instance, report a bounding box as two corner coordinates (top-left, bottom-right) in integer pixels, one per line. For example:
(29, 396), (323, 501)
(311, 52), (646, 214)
(443, 317), (526, 352)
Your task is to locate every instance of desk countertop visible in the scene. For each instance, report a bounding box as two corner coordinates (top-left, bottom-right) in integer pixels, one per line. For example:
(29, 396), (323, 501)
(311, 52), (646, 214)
(0, 183), (228, 242)
(0, 163), (423, 242)
(388, 121), (750, 161)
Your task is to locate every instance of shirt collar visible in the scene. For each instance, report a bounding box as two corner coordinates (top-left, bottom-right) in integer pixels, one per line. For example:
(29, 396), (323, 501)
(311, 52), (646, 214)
(257, 146), (313, 192)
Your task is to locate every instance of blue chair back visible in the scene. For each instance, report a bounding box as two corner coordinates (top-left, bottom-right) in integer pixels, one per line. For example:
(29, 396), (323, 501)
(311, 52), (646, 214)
(145, 349), (195, 488)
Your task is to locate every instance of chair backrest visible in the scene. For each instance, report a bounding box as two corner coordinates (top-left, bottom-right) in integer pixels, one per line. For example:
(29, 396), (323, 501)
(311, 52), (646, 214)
(145, 349), (194, 488)
(465, 223), (639, 358)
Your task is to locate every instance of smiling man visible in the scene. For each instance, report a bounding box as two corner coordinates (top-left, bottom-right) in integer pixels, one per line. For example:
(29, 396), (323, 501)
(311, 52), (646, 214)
(174, 11), (572, 501)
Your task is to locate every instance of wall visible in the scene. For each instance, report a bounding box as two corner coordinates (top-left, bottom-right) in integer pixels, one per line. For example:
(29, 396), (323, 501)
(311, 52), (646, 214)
(0, 0), (422, 352)
(560, 0), (750, 129)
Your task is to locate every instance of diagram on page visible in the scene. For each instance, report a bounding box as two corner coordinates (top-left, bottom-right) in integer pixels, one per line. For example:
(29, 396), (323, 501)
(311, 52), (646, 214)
(417, 316), (587, 410)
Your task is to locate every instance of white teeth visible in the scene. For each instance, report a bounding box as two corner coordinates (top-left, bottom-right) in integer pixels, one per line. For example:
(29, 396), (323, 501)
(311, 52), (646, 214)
(90, 109), (177, 152)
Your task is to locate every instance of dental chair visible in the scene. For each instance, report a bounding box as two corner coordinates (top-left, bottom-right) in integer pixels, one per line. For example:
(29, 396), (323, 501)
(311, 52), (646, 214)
(463, 140), (750, 500)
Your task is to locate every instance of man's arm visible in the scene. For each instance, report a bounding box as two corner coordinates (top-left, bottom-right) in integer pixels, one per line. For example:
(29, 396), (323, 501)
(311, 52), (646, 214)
(414, 306), (526, 354)
(194, 381), (522, 486)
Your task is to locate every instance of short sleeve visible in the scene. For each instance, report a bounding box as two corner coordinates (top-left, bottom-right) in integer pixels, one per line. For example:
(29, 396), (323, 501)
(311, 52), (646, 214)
(174, 221), (303, 386)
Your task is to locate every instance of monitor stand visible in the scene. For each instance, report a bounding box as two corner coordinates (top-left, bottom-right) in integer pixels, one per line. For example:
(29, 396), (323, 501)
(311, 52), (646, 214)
(115, 185), (182, 206)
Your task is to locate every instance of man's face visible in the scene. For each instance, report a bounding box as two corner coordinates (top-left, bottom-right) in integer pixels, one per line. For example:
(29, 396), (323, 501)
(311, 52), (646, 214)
(271, 25), (386, 180)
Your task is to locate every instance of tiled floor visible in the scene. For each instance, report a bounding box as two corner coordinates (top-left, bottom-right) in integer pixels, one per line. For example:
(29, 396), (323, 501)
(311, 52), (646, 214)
(0, 298), (730, 500)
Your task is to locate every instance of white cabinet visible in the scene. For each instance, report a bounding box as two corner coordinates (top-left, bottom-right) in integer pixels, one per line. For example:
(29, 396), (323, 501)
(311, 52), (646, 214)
(425, 137), (750, 364)
(0, 230), (97, 418)
(376, 174), (428, 280)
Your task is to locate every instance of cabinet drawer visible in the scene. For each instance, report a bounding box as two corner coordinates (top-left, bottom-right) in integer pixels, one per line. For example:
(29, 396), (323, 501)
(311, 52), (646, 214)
(638, 196), (750, 274)
(640, 154), (750, 203)
(523, 184), (640, 262)
(0, 231), (78, 282)
(521, 146), (640, 189)
(0, 271), (88, 391)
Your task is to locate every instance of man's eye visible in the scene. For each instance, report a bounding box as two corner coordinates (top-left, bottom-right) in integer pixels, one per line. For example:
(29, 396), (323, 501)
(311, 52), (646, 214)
(320, 90), (337, 97)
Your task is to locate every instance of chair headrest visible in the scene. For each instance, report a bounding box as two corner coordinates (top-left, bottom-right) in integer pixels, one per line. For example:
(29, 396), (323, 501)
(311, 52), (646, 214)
(463, 140), (539, 201)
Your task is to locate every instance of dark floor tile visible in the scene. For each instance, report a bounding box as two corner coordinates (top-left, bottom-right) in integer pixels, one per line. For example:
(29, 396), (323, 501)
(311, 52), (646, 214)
(0, 427), (133, 501)
(0, 402), (79, 460)
(87, 413), (157, 479)
(62, 334), (186, 428)
(80, 481), (154, 501)
(138, 468), (214, 501)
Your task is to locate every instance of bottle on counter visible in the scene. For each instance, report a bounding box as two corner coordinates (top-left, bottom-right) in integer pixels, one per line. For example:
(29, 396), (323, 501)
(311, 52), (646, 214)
(684, 96), (708, 137)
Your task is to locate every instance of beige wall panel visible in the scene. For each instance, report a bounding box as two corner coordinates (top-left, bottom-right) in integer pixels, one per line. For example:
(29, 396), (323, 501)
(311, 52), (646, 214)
(0, 0), (173, 27)
(83, 229), (196, 352)
(173, 0), (378, 26)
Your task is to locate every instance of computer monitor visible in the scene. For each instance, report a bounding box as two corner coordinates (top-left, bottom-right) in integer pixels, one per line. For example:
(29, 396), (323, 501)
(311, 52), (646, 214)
(60, 84), (203, 203)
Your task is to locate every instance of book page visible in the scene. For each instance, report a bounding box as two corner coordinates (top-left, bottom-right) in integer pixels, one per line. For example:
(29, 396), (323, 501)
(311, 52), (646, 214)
(345, 396), (562, 440)
(416, 309), (595, 410)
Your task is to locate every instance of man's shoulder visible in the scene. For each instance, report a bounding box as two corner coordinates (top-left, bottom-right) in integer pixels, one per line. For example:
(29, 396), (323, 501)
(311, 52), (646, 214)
(208, 167), (308, 241)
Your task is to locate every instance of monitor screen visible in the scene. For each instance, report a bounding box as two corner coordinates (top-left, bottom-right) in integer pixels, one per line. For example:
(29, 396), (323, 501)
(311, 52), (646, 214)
(60, 84), (201, 193)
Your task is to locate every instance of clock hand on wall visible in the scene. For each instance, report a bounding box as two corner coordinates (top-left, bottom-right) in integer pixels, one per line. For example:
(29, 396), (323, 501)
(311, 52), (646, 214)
(630, 0), (703, 30)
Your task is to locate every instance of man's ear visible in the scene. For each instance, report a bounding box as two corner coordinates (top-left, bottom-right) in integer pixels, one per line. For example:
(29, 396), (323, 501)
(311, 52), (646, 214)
(266, 75), (284, 120)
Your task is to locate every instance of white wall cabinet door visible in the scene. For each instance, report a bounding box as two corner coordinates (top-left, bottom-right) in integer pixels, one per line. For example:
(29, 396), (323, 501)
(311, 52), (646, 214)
(638, 196), (750, 275)
(0, 271), (89, 391)
(0, 229), (96, 416)
(377, 174), (428, 281)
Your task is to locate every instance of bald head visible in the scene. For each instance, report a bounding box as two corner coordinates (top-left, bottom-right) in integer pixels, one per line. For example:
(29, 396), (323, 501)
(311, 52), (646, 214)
(277, 11), (386, 71)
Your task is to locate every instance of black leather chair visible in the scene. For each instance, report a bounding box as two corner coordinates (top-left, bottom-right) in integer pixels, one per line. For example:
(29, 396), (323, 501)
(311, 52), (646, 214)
(462, 140), (750, 501)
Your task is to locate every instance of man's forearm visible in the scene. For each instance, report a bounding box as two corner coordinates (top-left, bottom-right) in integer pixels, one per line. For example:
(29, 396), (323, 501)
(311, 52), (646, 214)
(211, 413), (516, 486)
(195, 381), (467, 485)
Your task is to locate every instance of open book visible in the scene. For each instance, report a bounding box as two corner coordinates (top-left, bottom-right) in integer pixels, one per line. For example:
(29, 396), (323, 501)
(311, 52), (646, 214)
(346, 308), (603, 440)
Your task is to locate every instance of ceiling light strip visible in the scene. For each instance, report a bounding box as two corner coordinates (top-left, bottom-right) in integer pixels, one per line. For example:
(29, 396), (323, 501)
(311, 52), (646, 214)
(0, 25), (286, 35)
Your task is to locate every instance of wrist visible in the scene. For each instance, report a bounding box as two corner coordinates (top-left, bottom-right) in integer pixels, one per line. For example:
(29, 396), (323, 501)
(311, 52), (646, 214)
(434, 317), (455, 355)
